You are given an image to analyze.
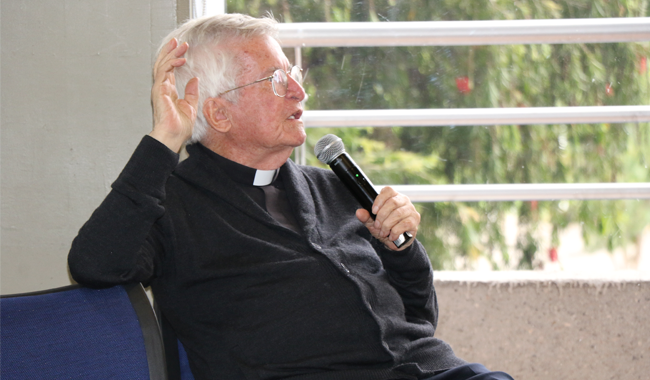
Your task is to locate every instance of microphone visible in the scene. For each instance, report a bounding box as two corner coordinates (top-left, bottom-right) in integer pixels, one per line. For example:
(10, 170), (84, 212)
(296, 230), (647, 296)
(314, 134), (413, 248)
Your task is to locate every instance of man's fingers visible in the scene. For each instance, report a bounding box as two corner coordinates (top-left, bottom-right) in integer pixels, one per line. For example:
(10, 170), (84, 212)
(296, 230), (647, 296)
(152, 41), (193, 117)
(173, 41), (189, 57)
(366, 186), (420, 248)
(153, 40), (189, 83)
(388, 208), (420, 241)
(175, 77), (200, 123)
(184, 77), (200, 108)
(372, 187), (401, 229)
(380, 204), (410, 237)
(161, 38), (178, 58)
(153, 38), (178, 77)
(371, 186), (398, 215)
(356, 209), (372, 225)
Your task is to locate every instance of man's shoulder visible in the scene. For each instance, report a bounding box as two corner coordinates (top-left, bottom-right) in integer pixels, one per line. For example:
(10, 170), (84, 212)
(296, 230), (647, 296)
(294, 163), (333, 177)
(289, 162), (340, 186)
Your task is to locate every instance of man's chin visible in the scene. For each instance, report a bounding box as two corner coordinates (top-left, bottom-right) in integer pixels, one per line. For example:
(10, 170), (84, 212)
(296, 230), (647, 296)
(295, 130), (307, 147)
(286, 124), (307, 147)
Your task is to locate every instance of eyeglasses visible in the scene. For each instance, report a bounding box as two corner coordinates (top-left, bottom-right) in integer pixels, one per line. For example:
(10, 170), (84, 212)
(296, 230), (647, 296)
(218, 66), (303, 98)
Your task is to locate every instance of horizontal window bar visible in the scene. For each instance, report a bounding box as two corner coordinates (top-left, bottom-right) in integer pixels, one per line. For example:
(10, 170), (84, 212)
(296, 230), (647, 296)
(279, 17), (650, 47)
(302, 106), (650, 128)
(377, 183), (650, 202)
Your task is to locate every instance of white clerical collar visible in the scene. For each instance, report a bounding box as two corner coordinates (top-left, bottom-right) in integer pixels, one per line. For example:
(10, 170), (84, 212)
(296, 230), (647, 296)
(252, 169), (279, 186)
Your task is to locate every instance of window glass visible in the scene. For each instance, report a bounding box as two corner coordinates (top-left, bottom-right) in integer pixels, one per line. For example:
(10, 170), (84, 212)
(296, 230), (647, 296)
(224, 0), (650, 271)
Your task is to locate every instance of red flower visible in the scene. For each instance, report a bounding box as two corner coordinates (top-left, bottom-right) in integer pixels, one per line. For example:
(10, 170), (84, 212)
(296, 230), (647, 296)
(549, 248), (558, 262)
(455, 76), (471, 94)
(605, 83), (614, 96)
(640, 56), (648, 75)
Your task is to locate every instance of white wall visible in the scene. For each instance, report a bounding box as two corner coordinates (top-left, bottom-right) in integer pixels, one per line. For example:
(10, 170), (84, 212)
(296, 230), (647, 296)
(1, 0), (177, 294)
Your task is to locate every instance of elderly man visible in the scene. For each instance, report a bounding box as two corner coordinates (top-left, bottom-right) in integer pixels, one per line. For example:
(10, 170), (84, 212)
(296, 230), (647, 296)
(68, 13), (512, 380)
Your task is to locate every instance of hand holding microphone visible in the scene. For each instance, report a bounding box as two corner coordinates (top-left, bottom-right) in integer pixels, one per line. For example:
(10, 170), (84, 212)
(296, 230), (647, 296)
(315, 134), (417, 249)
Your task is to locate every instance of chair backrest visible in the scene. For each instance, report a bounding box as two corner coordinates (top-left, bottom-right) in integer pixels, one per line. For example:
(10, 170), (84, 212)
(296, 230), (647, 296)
(177, 340), (195, 380)
(156, 304), (196, 380)
(1, 284), (167, 380)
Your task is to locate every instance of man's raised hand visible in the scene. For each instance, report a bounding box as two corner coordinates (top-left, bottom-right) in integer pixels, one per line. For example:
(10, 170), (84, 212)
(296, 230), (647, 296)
(149, 38), (200, 153)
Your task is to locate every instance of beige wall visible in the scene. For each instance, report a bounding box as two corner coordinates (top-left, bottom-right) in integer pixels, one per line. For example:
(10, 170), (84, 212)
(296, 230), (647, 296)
(435, 271), (650, 380)
(1, 0), (177, 294)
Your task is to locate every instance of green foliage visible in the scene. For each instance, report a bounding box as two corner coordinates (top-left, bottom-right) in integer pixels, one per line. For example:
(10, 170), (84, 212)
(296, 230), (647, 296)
(227, 0), (650, 269)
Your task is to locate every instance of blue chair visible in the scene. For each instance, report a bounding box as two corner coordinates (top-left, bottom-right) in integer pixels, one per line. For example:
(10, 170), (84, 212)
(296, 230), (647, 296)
(156, 305), (196, 380)
(1, 284), (167, 380)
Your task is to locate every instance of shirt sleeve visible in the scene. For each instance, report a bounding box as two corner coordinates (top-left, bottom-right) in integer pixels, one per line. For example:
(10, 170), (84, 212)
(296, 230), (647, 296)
(374, 239), (439, 330)
(68, 136), (179, 287)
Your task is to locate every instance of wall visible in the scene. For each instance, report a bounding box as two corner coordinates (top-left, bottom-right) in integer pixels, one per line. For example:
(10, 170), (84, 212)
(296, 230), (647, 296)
(1, 0), (177, 294)
(435, 271), (650, 380)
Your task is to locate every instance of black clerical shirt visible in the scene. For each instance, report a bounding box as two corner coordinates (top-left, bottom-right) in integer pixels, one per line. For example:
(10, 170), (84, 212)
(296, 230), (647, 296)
(69, 136), (465, 380)
(206, 151), (301, 234)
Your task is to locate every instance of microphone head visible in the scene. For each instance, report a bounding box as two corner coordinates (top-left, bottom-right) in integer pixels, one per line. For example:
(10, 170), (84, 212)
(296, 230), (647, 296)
(314, 134), (345, 164)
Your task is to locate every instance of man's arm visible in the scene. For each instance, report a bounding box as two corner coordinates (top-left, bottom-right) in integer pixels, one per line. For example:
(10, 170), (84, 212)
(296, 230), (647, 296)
(375, 240), (438, 328)
(357, 187), (438, 327)
(68, 137), (179, 286)
(68, 38), (199, 287)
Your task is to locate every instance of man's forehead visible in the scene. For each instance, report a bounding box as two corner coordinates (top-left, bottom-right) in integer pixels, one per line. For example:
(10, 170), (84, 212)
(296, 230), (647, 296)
(232, 42), (291, 76)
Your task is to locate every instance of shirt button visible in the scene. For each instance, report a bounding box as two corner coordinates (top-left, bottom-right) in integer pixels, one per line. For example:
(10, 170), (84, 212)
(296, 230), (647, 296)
(340, 263), (350, 273)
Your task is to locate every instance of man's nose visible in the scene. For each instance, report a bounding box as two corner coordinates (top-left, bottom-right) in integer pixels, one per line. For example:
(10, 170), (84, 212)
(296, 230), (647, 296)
(286, 75), (306, 102)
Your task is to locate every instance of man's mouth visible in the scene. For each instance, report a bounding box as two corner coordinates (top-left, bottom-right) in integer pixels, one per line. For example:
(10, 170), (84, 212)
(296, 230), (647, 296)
(288, 110), (303, 120)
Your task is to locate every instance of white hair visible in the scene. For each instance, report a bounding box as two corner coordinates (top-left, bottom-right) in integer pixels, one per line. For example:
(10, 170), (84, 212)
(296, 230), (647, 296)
(157, 13), (279, 144)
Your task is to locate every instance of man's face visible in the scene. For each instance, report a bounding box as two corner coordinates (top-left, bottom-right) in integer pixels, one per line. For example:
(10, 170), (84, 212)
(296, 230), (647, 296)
(220, 35), (307, 166)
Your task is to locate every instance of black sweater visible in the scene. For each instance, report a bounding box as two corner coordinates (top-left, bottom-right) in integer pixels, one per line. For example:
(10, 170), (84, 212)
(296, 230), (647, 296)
(68, 136), (464, 380)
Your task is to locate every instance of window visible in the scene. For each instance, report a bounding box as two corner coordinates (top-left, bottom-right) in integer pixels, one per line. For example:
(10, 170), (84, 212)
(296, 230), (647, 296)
(208, 0), (650, 271)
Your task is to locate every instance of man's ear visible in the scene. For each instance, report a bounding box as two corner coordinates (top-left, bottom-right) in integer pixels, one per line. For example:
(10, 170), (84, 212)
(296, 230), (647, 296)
(203, 98), (231, 133)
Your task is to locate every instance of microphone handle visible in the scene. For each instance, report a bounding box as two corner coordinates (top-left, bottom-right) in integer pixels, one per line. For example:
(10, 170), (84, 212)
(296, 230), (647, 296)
(330, 153), (413, 248)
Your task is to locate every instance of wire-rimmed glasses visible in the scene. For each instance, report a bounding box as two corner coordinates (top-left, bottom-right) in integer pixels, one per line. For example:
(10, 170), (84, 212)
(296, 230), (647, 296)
(218, 66), (303, 98)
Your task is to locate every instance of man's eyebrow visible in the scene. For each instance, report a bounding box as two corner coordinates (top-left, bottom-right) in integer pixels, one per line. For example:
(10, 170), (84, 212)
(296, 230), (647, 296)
(260, 62), (292, 76)
(259, 66), (279, 76)
(273, 62), (293, 72)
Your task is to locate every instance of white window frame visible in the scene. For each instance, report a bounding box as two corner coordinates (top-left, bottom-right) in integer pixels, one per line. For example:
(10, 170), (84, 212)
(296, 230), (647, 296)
(278, 18), (650, 201)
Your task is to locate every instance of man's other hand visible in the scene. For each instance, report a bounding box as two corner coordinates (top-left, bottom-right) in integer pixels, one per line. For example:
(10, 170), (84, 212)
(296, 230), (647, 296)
(150, 38), (199, 153)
